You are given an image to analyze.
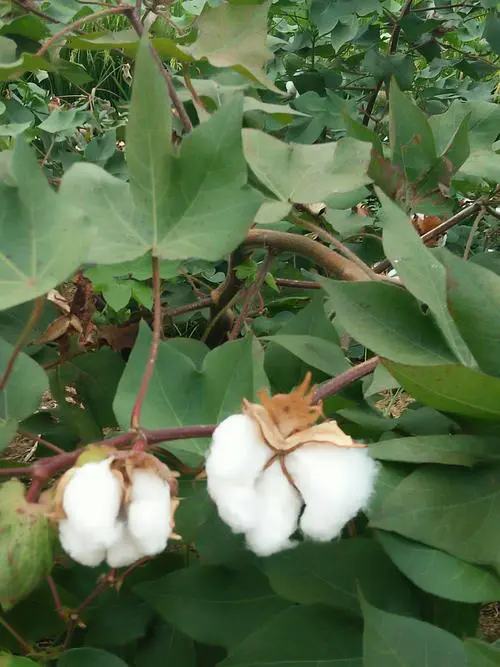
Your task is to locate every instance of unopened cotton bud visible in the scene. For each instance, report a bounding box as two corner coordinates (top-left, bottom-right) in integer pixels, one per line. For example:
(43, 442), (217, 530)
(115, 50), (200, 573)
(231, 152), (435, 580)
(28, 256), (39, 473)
(62, 458), (123, 548)
(59, 519), (106, 567)
(287, 445), (378, 541)
(206, 414), (269, 484)
(127, 469), (170, 556)
(107, 523), (143, 568)
(245, 460), (302, 557)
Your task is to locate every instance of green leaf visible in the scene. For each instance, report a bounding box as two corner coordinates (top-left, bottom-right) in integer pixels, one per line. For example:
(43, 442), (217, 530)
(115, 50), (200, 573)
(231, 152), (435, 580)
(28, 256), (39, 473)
(331, 17), (359, 51)
(0, 658), (41, 666)
(0, 480), (53, 611)
(261, 334), (349, 376)
(113, 324), (267, 459)
(62, 41), (260, 265)
(436, 249), (500, 377)
(465, 639), (500, 667)
(38, 109), (88, 134)
(484, 11), (500, 55)
(0, 139), (85, 309)
(57, 648), (129, 667)
(361, 594), (466, 667)
(383, 360), (500, 420)
(263, 538), (418, 616)
(389, 79), (436, 182)
(0, 52), (56, 81)
(186, 0), (278, 91)
(134, 564), (289, 647)
(320, 278), (456, 365)
(84, 592), (153, 646)
(135, 620), (196, 667)
(379, 191), (473, 366)
(371, 434), (500, 466)
(69, 30), (191, 62)
(243, 130), (372, 204)
(365, 52), (415, 90)
(221, 605), (363, 667)
(370, 465), (500, 570)
(0, 338), (48, 451)
(376, 531), (500, 603)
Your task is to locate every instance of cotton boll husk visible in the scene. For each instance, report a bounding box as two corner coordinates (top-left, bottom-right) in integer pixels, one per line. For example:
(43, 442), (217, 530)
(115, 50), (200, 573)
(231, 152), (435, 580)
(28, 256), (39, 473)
(127, 469), (170, 556)
(62, 458), (123, 547)
(207, 480), (260, 534)
(245, 460), (302, 557)
(206, 414), (269, 485)
(59, 519), (106, 567)
(107, 523), (144, 568)
(287, 444), (378, 541)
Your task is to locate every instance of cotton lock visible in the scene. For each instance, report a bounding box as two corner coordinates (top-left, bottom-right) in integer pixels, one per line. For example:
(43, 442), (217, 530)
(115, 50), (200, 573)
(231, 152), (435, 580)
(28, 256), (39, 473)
(206, 373), (378, 556)
(54, 451), (178, 568)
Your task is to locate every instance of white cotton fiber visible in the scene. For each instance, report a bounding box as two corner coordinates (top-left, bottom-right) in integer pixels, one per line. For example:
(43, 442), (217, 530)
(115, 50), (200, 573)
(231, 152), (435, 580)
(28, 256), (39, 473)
(59, 519), (106, 567)
(62, 459), (123, 548)
(206, 414), (270, 485)
(207, 480), (260, 534)
(127, 469), (171, 556)
(106, 523), (144, 568)
(287, 444), (378, 541)
(245, 460), (302, 557)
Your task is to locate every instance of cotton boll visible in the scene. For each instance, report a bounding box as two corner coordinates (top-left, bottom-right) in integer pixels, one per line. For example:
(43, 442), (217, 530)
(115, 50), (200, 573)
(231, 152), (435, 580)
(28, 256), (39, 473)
(63, 458), (123, 548)
(245, 460), (302, 557)
(107, 523), (144, 568)
(127, 469), (171, 556)
(207, 480), (260, 534)
(206, 414), (269, 485)
(59, 519), (106, 567)
(287, 445), (378, 541)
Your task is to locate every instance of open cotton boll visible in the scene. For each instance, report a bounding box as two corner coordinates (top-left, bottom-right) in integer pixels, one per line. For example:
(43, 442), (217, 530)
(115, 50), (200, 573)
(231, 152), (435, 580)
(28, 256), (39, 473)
(245, 460), (302, 557)
(59, 519), (106, 567)
(207, 480), (260, 534)
(206, 414), (269, 485)
(287, 445), (378, 541)
(127, 469), (171, 556)
(107, 523), (144, 568)
(62, 458), (123, 548)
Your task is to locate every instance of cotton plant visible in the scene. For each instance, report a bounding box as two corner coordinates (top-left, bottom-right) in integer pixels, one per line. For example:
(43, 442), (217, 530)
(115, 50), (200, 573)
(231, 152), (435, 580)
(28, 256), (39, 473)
(206, 373), (378, 556)
(53, 449), (179, 568)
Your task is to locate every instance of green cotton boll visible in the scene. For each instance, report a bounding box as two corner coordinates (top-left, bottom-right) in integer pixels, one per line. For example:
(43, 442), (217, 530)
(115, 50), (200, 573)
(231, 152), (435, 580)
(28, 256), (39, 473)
(0, 479), (54, 611)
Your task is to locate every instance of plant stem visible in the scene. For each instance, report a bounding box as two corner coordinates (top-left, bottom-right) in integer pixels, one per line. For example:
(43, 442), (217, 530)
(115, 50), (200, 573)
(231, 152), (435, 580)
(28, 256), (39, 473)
(36, 6), (129, 56)
(0, 295), (45, 393)
(312, 357), (379, 404)
(47, 575), (67, 620)
(63, 572), (115, 649)
(126, 8), (193, 132)
(18, 431), (65, 455)
(463, 206), (486, 260)
(183, 66), (208, 112)
(130, 255), (162, 430)
(11, 0), (62, 23)
(166, 297), (212, 318)
(290, 212), (379, 280)
(275, 278), (321, 289)
(372, 201), (482, 273)
(0, 616), (32, 654)
(228, 251), (276, 340)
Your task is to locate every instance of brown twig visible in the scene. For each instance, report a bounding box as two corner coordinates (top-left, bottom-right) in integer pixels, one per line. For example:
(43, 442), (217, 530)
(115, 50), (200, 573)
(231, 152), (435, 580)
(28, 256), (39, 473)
(290, 212), (379, 280)
(36, 6), (129, 56)
(312, 357), (379, 403)
(183, 65), (208, 113)
(17, 431), (65, 455)
(0, 616), (32, 654)
(372, 200), (482, 273)
(243, 229), (369, 281)
(47, 575), (67, 621)
(463, 206), (486, 260)
(63, 571), (115, 649)
(275, 278), (321, 289)
(362, 0), (414, 126)
(228, 252), (276, 340)
(10, 0), (62, 23)
(126, 9), (193, 132)
(0, 296), (45, 393)
(165, 297), (212, 318)
(130, 255), (162, 430)
(486, 206), (500, 222)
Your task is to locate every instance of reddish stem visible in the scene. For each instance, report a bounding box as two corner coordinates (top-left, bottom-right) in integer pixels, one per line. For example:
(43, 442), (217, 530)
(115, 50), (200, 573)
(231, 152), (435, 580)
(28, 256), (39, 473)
(0, 296), (45, 393)
(312, 357), (379, 404)
(0, 616), (32, 654)
(130, 255), (162, 430)
(18, 431), (65, 455)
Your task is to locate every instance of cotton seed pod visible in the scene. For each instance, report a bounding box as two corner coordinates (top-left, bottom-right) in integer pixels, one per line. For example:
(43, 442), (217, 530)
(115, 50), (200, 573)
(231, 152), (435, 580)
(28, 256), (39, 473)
(59, 519), (107, 567)
(127, 468), (171, 557)
(106, 522), (143, 568)
(287, 444), (378, 541)
(207, 481), (261, 534)
(245, 460), (302, 557)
